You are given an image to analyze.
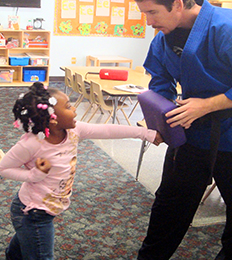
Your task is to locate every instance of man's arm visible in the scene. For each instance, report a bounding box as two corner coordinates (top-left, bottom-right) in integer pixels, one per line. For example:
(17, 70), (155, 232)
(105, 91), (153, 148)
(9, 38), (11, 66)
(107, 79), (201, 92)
(165, 94), (232, 129)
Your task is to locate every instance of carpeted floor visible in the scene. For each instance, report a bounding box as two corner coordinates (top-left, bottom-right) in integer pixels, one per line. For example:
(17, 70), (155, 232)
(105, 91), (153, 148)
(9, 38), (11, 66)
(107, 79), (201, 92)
(0, 84), (224, 259)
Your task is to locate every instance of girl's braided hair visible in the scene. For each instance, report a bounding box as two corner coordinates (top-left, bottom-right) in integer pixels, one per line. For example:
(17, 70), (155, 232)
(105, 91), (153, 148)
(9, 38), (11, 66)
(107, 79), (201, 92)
(12, 82), (58, 135)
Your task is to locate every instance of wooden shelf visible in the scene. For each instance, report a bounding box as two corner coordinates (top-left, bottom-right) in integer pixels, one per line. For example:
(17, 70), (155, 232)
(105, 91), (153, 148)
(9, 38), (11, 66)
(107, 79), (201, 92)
(0, 30), (50, 87)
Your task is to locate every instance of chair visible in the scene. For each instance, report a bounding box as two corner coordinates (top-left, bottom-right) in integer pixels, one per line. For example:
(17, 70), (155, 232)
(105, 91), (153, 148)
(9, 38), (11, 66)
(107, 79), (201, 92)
(135, 120), (217, 203)
(71, 73), (84, 108)
(73, 72), (94, 121)
(135, 120), (151, 180)
(87, 80), (131, 125)
(135, 66), (146, 74)
(128, 66), (146, 119)
(118, 67), (145, 107)
(64, 67), (74, 97)
(72, 72), (90, 108)
(201, 180), (217, 204)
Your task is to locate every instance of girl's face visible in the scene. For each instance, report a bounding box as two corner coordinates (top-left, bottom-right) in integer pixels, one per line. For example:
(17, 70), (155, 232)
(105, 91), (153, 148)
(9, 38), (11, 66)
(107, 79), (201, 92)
(53, 91), (77, 129)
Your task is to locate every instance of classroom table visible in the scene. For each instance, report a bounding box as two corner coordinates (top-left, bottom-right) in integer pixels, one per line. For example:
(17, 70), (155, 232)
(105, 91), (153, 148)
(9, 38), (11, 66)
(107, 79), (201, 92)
(60, 66), (150, 123)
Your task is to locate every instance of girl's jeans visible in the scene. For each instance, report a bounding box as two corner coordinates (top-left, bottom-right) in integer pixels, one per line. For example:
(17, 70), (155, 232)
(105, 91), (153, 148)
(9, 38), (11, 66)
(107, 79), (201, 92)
(6, 194), (55, 260)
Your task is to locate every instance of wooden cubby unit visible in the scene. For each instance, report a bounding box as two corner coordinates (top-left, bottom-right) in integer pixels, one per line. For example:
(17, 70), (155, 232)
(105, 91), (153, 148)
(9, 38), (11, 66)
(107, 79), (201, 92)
(0, 30), (50, 87)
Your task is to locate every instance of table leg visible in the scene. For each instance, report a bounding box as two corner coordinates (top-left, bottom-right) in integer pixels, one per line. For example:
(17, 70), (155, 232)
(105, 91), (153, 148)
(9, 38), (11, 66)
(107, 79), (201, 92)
(112, 97), (118, 124)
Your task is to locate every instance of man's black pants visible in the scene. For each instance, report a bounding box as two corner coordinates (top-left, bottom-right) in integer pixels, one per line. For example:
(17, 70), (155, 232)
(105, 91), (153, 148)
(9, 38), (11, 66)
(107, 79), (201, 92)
(138, 143), (232, 260)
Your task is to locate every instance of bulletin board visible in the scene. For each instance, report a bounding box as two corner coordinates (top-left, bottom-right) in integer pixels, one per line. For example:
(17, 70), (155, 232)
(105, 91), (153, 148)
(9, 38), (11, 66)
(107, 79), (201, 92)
(54, 0), (146, 38)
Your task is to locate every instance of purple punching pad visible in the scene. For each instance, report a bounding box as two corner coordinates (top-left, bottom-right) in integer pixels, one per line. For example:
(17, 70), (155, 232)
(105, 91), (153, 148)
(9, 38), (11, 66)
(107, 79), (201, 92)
(138, 90), (186, 148)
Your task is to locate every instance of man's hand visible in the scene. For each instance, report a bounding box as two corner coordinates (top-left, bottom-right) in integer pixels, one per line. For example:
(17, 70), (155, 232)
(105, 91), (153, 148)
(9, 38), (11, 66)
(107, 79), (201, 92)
(165, 98), (212, 129)
(153, 132), (164, 146)
(165, 94), (232, 129)
(36, 158), (51, 174)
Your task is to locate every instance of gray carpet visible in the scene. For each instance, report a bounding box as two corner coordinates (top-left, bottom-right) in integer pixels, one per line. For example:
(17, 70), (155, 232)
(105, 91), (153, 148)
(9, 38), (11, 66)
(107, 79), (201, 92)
(0, 84), (225, 259)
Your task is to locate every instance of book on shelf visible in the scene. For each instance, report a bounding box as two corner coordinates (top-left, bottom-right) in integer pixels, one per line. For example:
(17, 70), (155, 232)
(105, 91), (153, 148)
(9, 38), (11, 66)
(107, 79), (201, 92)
(8, 15), (20, 30)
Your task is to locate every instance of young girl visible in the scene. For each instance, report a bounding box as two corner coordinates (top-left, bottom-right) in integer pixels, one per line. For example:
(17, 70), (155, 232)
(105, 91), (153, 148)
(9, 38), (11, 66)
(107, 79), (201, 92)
(0, 82), (157, 260)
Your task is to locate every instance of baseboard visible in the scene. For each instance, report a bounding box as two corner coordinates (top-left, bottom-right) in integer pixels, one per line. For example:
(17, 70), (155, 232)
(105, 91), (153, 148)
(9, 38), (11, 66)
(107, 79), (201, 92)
(49, 76), (65, 82)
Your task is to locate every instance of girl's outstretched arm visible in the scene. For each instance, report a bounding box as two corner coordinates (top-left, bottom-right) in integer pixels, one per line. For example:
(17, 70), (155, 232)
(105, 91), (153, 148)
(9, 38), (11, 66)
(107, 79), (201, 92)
(75, 122), (157, 143)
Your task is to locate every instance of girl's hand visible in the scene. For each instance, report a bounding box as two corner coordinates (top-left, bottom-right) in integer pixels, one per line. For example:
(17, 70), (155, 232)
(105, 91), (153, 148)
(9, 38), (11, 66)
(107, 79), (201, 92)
(36, 158), (51, 174)
(153, 132), (164, 146)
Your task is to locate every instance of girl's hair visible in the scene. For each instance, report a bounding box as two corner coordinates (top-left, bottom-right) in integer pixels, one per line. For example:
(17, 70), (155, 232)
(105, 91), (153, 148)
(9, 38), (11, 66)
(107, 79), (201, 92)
(12, 82), (59, 135)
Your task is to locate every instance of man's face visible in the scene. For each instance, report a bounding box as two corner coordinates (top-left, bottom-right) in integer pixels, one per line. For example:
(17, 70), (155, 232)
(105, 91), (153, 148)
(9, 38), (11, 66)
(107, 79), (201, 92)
(136, 0), (182, 34)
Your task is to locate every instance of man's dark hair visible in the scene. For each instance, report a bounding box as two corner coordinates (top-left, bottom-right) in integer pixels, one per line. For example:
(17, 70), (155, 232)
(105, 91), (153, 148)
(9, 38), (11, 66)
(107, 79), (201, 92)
(135, 0), (196, 11)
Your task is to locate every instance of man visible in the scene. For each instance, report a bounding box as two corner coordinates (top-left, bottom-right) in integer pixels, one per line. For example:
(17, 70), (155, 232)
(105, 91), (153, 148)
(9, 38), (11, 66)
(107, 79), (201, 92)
(135, 0), (232, 259)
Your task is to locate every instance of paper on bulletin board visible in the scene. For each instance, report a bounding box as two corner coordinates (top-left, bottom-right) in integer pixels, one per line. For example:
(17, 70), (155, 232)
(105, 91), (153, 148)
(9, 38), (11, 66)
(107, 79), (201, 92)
(61, 0), (76, 18)
(96, 0), (110, 16)
(54, 0), (146, 38)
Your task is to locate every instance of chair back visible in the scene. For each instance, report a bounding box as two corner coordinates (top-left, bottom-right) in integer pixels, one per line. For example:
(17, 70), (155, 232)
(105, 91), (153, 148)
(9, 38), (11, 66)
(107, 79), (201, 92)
(73, 72), (84, 95)
(75, 72), (91, 101)
(64, 68), (74, 90)
(135, 66), (146, 74)
(90, 81), (110, 110)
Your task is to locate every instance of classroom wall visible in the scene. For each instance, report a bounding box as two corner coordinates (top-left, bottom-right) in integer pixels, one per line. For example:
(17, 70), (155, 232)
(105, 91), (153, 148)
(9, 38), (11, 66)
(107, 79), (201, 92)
(0, 0), (154, 76)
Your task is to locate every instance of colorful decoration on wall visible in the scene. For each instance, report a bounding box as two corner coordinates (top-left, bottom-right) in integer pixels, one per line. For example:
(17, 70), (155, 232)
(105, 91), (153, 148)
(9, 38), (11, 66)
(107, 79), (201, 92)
(54, 0), (146, 38)
(95, 21), (108, 34)
(114, 25), (127, 36)
(59, 20), (73, 33)
(131, 23), (144, 36)
(78, 23), (91, 36)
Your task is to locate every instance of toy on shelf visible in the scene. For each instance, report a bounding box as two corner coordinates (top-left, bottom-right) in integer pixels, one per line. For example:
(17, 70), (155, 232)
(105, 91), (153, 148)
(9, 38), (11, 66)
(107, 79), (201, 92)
(23, 33), (30, 48)
(26, 20), (33, 30)
(28, 36), (48, 48)
(0, 70), (14, 83)
(0, 57), (7, 65)
(0, 33), (6, 47)
(6, 37), (19, 49)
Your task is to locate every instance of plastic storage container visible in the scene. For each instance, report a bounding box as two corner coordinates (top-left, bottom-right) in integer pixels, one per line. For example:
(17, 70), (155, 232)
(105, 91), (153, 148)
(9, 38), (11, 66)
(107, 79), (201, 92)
(23, 68), (46, 82)
(26, 53), (49, 66)
(0, 70), (14, 83)
(9, 54), (30, 66)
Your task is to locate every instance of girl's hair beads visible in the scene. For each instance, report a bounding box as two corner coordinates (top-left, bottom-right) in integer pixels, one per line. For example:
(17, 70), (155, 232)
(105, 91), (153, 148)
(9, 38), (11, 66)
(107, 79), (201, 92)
(13, 82), (58, 139)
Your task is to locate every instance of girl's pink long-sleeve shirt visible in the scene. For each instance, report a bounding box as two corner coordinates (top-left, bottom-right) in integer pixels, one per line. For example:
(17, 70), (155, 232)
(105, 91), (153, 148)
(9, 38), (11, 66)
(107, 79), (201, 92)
(0, 122), (156, 216)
